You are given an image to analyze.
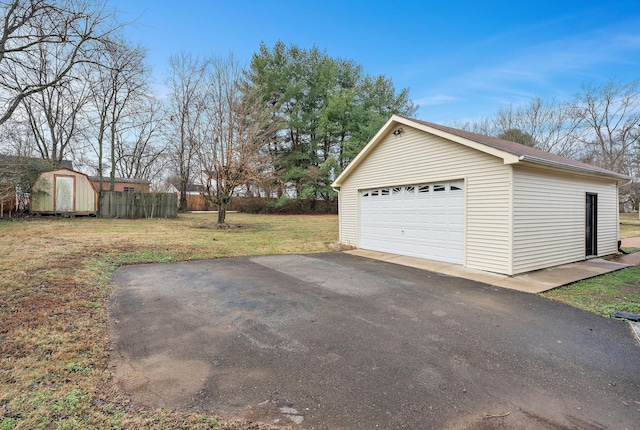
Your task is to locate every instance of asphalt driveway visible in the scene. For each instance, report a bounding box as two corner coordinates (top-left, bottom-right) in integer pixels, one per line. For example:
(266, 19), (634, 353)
(109, 253), (640, 429)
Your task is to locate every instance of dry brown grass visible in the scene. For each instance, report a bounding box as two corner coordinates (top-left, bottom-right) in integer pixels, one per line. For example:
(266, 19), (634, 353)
(0, 213), (337, 429)
(620, 212), (640, 239)
(2, 212), (636, 429)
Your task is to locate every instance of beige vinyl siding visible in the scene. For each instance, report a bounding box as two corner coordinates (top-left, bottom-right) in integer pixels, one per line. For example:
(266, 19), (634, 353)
(339, 125), (512, 274)
(512, 166), (618, 274)
(31, 169), (97, 214)
(73, 174), (97, 212)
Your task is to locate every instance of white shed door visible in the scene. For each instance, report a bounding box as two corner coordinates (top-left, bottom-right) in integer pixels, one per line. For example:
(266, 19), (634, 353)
(360, 181), (464, 264)
(55, 176), (74, 212)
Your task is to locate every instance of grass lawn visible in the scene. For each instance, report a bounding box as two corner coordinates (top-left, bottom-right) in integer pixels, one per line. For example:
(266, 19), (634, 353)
(541, 266), (640, 317)
(1, 212), (638, 429)
(620, 212), (640, 239)
(542, 212), (640, 317)
(0, 213), (337, 429)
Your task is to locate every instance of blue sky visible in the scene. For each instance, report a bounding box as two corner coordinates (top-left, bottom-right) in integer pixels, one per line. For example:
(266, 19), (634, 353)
(108, 0), (640, 124)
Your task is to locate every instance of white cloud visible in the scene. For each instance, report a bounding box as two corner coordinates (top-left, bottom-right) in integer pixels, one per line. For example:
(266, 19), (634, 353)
(414, 94), (457, 106)
(412, 14), (640, 123)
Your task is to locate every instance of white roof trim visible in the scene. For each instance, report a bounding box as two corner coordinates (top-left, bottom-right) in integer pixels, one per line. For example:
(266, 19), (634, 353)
(332, 116), (397, 187)
(332, 115), (519, 187)
(332, 115), (629, 187)
(518, 155), (630, 180)
(404, 118), (521, 164)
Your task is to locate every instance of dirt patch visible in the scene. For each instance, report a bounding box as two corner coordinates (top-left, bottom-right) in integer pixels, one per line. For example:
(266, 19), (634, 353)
(194, 222), (247, 230)
(617, 284), (640, 294)
(446, 408), (608, 430)
(108, 353), (298, 430)
(327, 241), (356, 251)
(112, 353), (211, 407)
(1, 281), (94, 336)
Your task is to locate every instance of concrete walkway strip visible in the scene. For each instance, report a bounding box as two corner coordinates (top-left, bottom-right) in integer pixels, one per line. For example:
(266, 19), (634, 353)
(621, 236), (640, 248)
(344, 249), (630, 294)
(630, 321), (640, 345)
(629, 321), (640, 342)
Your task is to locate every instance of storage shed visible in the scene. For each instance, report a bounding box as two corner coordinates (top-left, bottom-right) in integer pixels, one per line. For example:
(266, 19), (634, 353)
(31, 168), (98, 215)
(332, 115), (630, 276)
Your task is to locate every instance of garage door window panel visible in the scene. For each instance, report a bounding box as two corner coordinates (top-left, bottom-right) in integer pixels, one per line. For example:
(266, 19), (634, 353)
(360, 180), (465, 264)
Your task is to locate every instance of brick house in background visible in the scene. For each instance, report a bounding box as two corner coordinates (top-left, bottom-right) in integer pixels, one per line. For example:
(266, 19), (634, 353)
(90, 176), (150, 193)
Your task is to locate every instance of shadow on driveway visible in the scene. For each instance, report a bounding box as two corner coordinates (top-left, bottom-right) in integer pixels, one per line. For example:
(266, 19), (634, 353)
(109, 253), (640, 429)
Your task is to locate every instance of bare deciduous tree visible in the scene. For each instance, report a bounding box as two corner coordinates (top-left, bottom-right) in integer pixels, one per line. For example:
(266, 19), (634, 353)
(0, 158), (18, 216)
(87, 38), (148, 190)
(454, 80), (640, 210)
(0, 114), (37, 157)
(165, 52), (208, 210)
(571, 79), (640, 174)
(456, 97), (583, 158)
(195, 55), (279, 225)
(114, 96), (167, 183)
(498, 98), (583, 157)
(0, 0), (117, 125)
(21, 67), (91, 163)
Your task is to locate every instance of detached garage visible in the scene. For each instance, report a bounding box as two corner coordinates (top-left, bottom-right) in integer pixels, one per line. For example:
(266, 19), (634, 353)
(332, 115), (630, 276)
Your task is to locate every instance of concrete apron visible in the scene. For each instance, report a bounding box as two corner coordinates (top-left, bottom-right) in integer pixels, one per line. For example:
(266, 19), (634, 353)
(344, 249), (631, 294)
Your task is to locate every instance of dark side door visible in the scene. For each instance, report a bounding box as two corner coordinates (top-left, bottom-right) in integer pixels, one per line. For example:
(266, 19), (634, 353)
(586, 193), (598, 257)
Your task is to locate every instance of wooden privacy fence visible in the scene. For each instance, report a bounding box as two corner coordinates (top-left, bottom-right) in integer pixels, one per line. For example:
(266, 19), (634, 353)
(184, 194), (338, 214)
(99, 191), (177, 219)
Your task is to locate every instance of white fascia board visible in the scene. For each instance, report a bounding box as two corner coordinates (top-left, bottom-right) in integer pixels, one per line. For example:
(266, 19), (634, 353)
(331, 115), (399, 187)
(332, 115), (522, 187)
(518, 155), (631, 181)
(405, 119), (521, 165)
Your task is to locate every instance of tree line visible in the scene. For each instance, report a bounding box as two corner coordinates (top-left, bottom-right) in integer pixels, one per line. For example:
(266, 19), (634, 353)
(1, 0), (639, 224)
(454, 81), (640, 210)
(0, 1), (416, 224)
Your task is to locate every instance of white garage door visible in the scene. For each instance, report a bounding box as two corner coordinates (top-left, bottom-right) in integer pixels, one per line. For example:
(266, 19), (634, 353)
(359, 180), (464, 264)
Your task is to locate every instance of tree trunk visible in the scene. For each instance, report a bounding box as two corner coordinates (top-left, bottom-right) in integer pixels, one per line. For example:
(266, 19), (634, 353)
(179, 181), (188, 211)
(217, 201), (227, 225)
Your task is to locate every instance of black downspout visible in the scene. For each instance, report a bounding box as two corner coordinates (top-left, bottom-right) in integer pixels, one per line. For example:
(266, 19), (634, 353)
(618, 240), (629, 255)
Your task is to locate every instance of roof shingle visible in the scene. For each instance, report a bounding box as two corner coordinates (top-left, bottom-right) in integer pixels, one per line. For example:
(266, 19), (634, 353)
(403, 116), (628, 179)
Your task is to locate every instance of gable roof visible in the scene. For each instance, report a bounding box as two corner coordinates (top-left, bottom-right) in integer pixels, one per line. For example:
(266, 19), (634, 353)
(332, 115), (630, 187)
(34, 167), (98, 193)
